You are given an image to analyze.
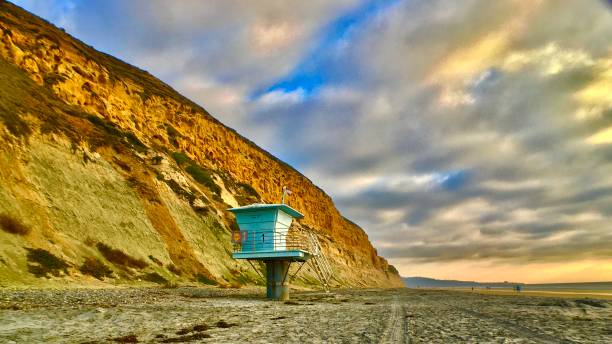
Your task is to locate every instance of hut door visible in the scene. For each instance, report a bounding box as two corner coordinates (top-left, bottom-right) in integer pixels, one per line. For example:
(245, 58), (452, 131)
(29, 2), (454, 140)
(261, 231), (274, 251)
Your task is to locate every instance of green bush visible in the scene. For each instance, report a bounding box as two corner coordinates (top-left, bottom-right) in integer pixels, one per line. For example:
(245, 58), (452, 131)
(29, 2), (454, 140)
(0, 213), (30, 235)
(26, 248), (70, 277)
(142, 272), (168, 284)
(164, 179), (194, 201)
(166, 125), (181, 138)
(87, 115), (123, 137)
(238, 183), (260, 199)
(151, 156), (163, 165)
(124, 132), (147, 153)
(166, 125), (182, 147)
(79, 257), (113, 280)
(171, 151), (192, 166)
(236, 274), (250, 286)
(195, 273), (217, 285)
(148, 255), (163, 266)
(96, 243), (148, 269)
(86, 115), (148, 152)
(170, 152), (222, 196)
(186, 165), (220, 195)
(168, 264), (181, 275)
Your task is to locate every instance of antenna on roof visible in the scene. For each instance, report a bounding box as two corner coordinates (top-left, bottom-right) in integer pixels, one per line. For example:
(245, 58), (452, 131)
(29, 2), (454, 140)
(281, 186), (292, 204)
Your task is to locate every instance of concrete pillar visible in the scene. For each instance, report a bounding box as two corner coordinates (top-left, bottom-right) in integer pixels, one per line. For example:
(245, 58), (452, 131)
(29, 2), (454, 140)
(265, 260), (290, 300)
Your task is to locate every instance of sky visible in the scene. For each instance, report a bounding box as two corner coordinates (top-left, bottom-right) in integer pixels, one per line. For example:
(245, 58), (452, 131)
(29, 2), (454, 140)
(10, 0), (612, 283)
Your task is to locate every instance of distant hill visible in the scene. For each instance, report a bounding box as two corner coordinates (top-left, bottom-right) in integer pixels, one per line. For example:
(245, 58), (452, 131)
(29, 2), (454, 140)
(403, 277), (523, 288)
(403, 277), (612, 291)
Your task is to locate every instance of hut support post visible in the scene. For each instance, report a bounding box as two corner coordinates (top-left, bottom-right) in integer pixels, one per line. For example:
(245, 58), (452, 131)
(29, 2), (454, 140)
(265, 260), (290, 300)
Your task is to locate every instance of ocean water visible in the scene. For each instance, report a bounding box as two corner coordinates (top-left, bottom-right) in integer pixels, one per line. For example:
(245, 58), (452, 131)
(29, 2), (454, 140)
(403, 277), (612, 292)
(525, 282), (612, 291)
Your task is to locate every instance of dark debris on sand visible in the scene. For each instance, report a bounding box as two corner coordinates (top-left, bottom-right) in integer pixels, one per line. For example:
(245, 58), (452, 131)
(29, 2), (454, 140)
(112, 334), (138, 343)
(160, 333), (210, 343)
(216, 320), (237, 328)
(175, 323), (209, 335)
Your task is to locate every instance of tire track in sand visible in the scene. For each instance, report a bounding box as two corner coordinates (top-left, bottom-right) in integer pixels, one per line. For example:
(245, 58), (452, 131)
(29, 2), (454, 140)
(380, 295), (408, 344)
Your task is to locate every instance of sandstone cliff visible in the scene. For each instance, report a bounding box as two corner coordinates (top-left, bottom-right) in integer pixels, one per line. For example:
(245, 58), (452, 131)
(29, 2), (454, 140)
(0, 1), (402, 288)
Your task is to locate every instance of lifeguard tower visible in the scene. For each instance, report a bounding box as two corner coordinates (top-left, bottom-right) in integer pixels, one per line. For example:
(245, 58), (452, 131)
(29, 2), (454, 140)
(229, 194), (332, 300)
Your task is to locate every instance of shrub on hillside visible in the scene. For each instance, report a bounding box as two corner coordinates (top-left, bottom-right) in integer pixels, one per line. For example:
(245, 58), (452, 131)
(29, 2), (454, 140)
(0, 213), (30, 235)
(235, 182), (261, 206)
(166, 125), (181, 138)
(79, 257), (113, 280)
(238, 182), (260, 199)
(171, 151), (192, 166)
(87, 115), (123, 137)
(235, 274), (250, 286)
(170, 151), (222, 196)
(0, 100), (32, 138)
(151, 155), (163, 165)
(96, 243), (148, 269)
(195, 273), (217, 285)
(168, 264), (181, 275)
(26, 248), (70, 277)
(86, 115), (148, 153)
(185, 165), (221, 195)
(148, 255), (163, 266)
(142, 272), (168, 284)
(124, 132), (147, 153)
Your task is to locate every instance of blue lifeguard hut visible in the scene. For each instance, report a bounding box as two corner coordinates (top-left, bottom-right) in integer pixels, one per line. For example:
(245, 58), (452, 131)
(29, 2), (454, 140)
(229, 203), (314, 300)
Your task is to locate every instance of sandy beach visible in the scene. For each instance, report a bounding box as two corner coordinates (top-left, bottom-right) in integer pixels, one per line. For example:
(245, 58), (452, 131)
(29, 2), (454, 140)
(1, 287), (610, 343)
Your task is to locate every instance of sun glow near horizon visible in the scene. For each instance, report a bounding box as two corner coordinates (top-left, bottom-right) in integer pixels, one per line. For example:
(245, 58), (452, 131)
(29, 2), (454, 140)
(394, 258), (612, 284)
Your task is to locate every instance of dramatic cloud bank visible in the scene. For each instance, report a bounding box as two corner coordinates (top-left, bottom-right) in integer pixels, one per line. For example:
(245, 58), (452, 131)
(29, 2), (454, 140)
(13, 0), (612, 282)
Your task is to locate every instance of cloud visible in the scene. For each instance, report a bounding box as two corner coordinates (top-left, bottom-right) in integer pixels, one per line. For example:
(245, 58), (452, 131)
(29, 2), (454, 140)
(257, 88), (306, 107)
(12, 0), (612, 282)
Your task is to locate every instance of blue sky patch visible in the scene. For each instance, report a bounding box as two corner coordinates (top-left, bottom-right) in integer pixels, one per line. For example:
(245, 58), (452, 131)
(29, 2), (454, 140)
(251, 0), (400, 100)
(438, 170), (470, 191)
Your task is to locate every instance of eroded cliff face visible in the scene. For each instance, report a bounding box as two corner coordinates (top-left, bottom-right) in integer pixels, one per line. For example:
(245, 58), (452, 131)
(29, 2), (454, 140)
(0, 2), (402, 288)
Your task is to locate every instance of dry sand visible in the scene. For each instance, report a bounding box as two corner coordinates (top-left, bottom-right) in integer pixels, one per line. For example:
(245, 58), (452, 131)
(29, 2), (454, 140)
(0, 287), (610, 343)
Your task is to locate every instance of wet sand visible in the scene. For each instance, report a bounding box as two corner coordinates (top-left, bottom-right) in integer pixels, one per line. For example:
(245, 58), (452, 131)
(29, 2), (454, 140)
(449, 288), (612, 300)
(0, 287), (610, 343)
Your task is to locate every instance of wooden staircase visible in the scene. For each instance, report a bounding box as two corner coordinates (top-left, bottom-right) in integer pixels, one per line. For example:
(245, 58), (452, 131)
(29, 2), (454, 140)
(305, 230), (333, 290)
